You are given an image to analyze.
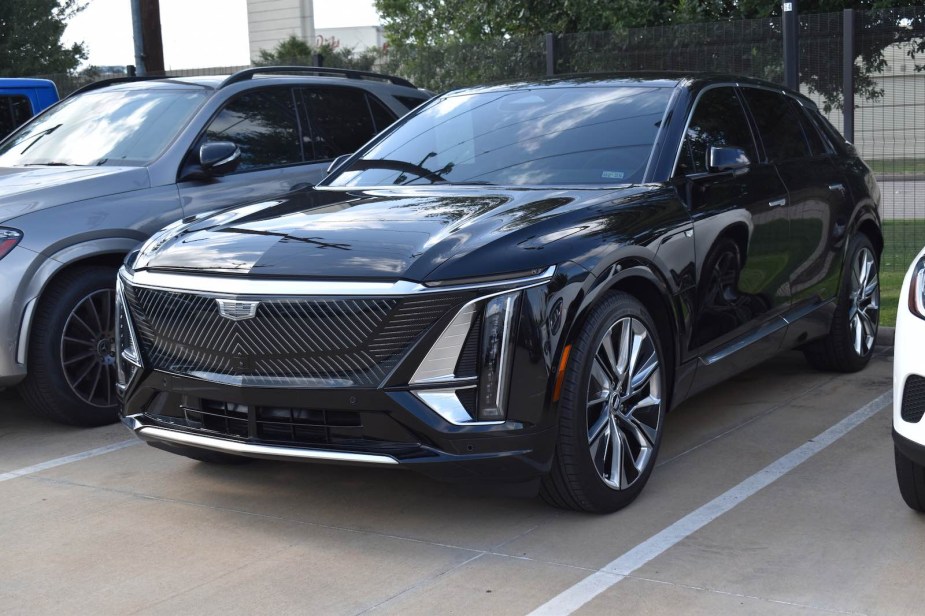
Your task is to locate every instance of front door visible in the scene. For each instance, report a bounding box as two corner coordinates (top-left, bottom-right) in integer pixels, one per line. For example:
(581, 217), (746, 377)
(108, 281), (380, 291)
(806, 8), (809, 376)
(676, 86), (792, 387)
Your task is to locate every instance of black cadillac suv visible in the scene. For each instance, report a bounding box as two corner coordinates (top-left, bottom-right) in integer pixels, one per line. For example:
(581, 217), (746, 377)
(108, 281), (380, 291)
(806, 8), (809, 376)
(116, 74), (882, 512)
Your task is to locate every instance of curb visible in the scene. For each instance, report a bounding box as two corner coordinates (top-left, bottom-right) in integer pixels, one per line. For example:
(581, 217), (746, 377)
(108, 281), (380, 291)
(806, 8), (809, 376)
(877, 326), (895, 346)
(875, 175), (925, 183)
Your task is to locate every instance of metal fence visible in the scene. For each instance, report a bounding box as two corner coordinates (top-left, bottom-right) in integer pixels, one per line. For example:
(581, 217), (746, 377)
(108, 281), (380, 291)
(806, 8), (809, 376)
(35, 7), (924, 269)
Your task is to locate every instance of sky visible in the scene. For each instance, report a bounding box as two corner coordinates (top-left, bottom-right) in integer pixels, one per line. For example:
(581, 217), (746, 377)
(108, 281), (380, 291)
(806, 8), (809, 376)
(62, 0), (381, 69)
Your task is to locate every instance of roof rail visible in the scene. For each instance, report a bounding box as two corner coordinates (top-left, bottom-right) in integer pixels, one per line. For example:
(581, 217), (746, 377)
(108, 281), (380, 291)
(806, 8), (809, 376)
(219, 66), (416, 90)
(65, 75), (174, 99)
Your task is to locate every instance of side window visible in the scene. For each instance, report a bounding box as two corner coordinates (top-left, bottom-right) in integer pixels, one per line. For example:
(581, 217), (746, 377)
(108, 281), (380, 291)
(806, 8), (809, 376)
(302, 87), (381, 160)
(741, 88), (811, 162)
(202, 89), (301, 172)
(0, 95), (33, 139)
(792, 101), (827, 156)
(368, 96), (397, 133)
(677, 87), (757, 175)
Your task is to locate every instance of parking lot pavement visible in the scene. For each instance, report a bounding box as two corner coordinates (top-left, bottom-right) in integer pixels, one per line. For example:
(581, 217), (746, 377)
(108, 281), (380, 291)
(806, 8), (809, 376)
(0, 347), (915, 615)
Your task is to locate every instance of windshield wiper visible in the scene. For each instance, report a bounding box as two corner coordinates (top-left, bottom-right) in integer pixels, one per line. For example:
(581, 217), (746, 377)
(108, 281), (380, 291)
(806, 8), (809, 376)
(23, 161), (79, 167)
(347, 159), (451, 184)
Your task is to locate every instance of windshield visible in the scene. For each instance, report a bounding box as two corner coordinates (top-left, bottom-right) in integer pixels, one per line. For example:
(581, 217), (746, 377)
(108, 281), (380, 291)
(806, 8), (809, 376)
(328, 85), (672, 187)
(0, 88), (208, 167)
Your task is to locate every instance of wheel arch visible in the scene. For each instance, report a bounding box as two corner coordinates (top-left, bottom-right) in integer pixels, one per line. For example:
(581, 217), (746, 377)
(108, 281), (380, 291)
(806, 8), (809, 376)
(565, 261), (681, 409)
(17, 239), (137, 368)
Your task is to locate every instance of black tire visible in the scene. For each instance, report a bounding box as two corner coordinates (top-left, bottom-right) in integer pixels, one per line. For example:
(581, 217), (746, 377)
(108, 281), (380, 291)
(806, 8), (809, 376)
(803, 234), (879, 373)
(18, 266), (120, 426)
(541, 292), (669, 513)
(895, 446), (925, 513)
(147, 442), (255, 465)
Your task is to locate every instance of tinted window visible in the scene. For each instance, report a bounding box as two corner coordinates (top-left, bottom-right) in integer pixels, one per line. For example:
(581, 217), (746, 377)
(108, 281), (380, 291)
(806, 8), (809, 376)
(329, 86), (672, 187)
(203, 89), (301, 172)
(0, 89), (207, 167)
(742, 88), (810, 161)
(368, 96), (396, 132)
(792, 101), (827, 156)
(678, 87), (757, 175)
(303, 87), (380, 160)
(0, 95), (33, 139)
(394, 94), (429, 111)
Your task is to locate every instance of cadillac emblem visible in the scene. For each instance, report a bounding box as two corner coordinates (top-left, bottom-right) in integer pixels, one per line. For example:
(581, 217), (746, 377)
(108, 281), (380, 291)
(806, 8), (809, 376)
(216, 299), (259, 321)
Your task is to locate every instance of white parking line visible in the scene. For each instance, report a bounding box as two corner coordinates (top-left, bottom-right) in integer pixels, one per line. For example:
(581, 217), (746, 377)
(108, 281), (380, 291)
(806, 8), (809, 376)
(529, 390), (893, 616)
(0, 439), (141, 483)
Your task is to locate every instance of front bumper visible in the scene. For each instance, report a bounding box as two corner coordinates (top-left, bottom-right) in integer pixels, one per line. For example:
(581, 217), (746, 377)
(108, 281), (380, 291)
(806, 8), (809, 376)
(113, 264), (592, 481)
(120, 372), (557, 481)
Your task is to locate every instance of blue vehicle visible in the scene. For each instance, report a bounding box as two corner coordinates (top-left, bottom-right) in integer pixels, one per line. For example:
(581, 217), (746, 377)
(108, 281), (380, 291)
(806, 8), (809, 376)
(0, 78), (59, 140)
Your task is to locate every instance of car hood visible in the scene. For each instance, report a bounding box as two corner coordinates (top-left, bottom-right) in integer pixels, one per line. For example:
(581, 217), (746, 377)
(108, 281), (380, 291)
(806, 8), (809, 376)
(133, 184), (663, 282)
(0, 165), (150, 223)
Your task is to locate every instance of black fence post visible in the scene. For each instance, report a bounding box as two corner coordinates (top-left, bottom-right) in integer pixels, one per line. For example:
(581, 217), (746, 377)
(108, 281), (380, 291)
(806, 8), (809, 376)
(842, 9), (856, 143)
(545, 33), (556, 76)
(782, 0), (799, 90)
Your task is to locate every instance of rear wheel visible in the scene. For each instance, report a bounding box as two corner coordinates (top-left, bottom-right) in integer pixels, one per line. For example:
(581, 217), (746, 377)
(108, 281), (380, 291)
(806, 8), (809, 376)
(541, 292), (668, 513)
(803, 234), (879, 372)
(19, 267), (120, 426)
(895, 446), (925, 513)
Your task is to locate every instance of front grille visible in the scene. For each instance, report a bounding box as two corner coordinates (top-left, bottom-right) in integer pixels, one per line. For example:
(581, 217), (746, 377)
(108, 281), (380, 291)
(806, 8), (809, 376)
(123, 283), (466, 387)
(902, 375), (925, 423)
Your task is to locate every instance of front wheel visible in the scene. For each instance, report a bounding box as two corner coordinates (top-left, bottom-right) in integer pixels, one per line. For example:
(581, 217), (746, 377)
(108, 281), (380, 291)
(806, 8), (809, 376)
(803, 234), (879, 373)
(19, 266), (120, 426)
(541, 292), (668, 513)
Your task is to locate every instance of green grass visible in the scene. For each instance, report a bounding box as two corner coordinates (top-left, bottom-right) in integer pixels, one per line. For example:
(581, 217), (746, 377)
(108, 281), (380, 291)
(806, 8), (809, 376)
(866, 158), (925, 176)
(880, 220), (925, 326)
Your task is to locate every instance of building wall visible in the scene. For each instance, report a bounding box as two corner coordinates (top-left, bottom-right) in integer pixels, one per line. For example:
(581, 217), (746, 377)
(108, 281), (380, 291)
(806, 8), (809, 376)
(247, 0), (383, 60)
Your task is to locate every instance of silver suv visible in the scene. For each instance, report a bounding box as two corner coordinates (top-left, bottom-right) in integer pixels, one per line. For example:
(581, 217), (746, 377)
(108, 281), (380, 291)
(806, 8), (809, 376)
(0, 67), (429, 426)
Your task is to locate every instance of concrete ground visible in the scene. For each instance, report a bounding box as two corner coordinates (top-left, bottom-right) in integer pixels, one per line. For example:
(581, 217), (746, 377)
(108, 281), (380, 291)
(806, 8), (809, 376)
(0, 346), (919, 615)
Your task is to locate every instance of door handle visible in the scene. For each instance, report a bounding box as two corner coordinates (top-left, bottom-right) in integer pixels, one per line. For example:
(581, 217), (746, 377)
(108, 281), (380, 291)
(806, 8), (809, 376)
(769, 198), (787, 208)
(828, 182), (846, 193)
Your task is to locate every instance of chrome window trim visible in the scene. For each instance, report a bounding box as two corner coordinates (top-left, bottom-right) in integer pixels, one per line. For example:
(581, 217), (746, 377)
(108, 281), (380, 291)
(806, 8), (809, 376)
(122, 265), (555, 297)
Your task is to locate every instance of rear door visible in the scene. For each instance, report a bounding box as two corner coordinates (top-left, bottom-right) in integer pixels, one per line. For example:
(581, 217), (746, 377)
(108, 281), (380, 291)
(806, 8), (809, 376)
(177, 87), (317, 218)
(740, 87), (851, 320)
(677, 86), (792, 389)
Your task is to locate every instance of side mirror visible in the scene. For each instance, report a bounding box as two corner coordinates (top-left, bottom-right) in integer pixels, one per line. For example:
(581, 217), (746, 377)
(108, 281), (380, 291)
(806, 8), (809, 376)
(199, 142), (241, 176)
(708, 146), (750, 175)
(325, 153), (352, 175)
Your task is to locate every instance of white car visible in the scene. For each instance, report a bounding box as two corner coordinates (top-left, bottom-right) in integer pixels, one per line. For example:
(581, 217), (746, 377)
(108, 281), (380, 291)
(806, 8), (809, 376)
(895, 245), (925, 511)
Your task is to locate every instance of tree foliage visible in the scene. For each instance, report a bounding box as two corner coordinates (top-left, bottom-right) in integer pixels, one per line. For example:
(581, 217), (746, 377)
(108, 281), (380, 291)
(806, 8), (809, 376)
(377, 0), (924, 110)
(255, 35), (381, 72)
(0, 0), (87, 77)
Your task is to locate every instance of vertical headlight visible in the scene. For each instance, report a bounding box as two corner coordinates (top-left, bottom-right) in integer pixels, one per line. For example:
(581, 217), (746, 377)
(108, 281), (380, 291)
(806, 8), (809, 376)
(476, 291), (521, 420)
(909, 257), (925, 320)
(115, 276), (142, 390)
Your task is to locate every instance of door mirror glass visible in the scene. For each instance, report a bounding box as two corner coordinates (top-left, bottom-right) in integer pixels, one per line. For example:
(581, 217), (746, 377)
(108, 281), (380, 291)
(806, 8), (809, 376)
(708, 146), (750, 175)
(199, 141), (241, 176)
(325, 153), (351, 175)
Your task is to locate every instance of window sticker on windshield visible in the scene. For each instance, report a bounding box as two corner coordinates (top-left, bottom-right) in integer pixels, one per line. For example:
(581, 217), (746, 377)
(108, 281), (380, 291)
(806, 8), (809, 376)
(601, 170), (625, 179)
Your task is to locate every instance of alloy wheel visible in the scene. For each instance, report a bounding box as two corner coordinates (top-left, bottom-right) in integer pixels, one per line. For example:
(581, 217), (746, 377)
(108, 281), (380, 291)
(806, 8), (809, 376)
(849, 246), (879, 357)
(586, 316), (662, 490)
(60, 289), (117, 408)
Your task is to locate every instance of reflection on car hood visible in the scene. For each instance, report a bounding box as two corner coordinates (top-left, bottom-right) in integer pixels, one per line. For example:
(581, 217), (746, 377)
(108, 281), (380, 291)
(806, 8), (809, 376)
(134, 184), (659, 282)
(0, 165), (150, 223)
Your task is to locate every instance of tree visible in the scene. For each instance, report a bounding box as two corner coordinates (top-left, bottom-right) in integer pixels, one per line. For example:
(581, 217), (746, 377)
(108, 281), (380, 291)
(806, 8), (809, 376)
(256, 35), (381, 72)
(376, 0), (924, 109)
(0, 0), (87, 77)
